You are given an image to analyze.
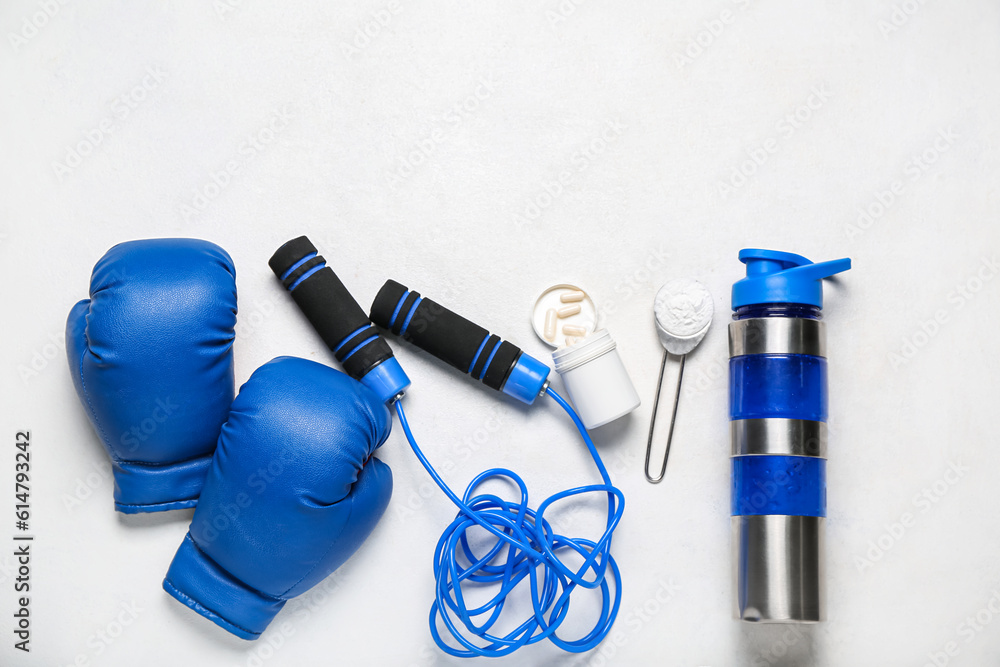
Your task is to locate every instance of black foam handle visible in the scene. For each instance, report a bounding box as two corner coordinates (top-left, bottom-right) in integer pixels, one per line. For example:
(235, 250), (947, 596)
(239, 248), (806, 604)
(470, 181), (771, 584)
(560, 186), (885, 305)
(370, 280), (521, 392)
(269, 236), (394, 380)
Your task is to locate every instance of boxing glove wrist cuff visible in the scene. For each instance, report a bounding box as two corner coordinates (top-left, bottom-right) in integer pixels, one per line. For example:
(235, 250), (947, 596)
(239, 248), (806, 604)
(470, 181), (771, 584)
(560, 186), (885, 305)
(163, 534), (285, 640)
(112, 455), (214, 514)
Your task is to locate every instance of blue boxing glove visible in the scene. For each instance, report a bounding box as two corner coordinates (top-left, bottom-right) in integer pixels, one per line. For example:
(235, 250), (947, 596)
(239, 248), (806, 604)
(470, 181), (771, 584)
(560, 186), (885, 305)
(163, 356), (393, 640)
(66, 239), (237, 513)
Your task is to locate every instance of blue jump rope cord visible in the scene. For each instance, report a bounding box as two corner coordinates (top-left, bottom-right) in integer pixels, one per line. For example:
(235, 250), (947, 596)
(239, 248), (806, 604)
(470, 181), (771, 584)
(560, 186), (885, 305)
(394, 386), (625, 658)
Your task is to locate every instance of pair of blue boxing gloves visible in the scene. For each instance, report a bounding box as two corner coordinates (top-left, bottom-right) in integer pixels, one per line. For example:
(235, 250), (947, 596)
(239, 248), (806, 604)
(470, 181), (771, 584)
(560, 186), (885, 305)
(66, 238), (392, 640)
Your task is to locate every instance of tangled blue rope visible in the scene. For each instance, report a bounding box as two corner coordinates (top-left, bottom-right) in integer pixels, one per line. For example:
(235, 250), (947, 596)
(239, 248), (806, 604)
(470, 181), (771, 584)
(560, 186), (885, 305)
(394, 386), (625, 658)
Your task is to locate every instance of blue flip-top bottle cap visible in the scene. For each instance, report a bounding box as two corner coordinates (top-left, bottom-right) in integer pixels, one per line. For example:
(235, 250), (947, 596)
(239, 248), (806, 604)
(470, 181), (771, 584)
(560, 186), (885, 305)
(732, 249), (851, 309)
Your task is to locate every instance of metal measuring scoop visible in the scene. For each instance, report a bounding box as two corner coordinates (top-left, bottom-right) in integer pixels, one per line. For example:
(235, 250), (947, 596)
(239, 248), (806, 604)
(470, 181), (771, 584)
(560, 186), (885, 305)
(644, 279), (714, 483)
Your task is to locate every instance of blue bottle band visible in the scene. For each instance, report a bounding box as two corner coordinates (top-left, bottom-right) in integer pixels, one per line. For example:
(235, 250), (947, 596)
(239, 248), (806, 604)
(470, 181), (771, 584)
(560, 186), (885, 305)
(729, 354), (828, 422)
(731, 455), (826, 517)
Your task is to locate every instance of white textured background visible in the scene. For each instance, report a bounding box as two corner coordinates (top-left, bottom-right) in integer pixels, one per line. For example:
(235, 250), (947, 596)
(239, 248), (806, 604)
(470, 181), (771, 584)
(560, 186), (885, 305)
(2, 1), (1000, 665)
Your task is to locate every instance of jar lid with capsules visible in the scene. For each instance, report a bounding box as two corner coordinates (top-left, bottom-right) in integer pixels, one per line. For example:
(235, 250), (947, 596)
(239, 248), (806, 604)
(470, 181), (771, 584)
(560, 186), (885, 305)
(530, 284), (598, 348)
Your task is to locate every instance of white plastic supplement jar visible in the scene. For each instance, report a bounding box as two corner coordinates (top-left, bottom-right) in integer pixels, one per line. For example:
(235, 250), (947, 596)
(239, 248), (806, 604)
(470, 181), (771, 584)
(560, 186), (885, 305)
(552, 329), (640, 430)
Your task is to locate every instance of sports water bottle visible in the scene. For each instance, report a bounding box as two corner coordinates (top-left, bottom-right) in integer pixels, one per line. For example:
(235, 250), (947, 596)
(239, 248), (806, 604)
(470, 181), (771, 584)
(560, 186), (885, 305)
(729, 249), (850, 622)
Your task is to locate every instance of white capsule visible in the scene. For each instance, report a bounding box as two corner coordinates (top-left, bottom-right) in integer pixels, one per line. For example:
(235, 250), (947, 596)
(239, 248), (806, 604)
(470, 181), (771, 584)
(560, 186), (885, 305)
(562, 324), (587, 337)
(544, 308), (557, 341)
(560, 290), (585, 303)
(564, 336), (582, 346)
(557, 305), (581, 318)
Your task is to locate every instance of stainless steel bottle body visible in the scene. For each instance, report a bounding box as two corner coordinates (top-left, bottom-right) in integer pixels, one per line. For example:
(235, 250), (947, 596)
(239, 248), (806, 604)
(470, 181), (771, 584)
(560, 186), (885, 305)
(729, 316), (827, 622)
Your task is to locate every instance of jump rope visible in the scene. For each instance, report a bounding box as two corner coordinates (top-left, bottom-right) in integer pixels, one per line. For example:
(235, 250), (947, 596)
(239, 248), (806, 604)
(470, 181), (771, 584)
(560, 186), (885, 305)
(269, 237), (625, 658)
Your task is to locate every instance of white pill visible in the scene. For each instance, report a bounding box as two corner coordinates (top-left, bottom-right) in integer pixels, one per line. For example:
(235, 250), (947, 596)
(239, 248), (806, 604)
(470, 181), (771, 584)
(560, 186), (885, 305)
(557, 305), (581, 318)
(544, 308), (557, 341)
(560, 291), (585, 303)
(562, 324), (587, 336)
(564, 336), (582, 346)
